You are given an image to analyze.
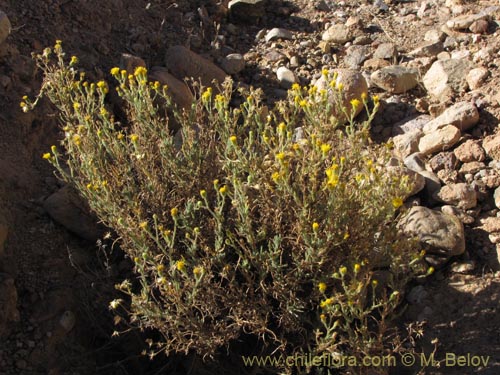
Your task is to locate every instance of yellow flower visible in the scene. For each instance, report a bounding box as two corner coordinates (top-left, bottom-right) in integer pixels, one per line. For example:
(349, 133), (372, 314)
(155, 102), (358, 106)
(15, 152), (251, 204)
(291, 83), (300, 91)
(372, 279), (378, 287)
(427, 266), (435, 275)
(42, 153), (51, 160)
(292, 143), (300, 151)
(215, 94), (225, 104)
(277, 122), (286, 133)
(339, 266), (347, 276)
(343, 232), (350, 240)
(229, 135), (237, 144)
(130, 134), (139, 143)
(170, 207), (179, 217)
(176, 260), (186, 272)
(219, 185), (227, 194)
(271, 171), (280, 182)
(51, 145), (57, 153)
(117, 133), (124, 140)
(139, 221), (148, 230)
(100, 107), (108, 116)
(276, 152), (286, 161)
(97, 80), (107, 89)
(200, 189), (207, 198)
(312, 222), (319, 232)
(318, 282), (327, 293)
(73, 102), (81, 110)
(322, 68), (329, 76)
(325, 165), (339, 188)
(157, 264), (165, 273)
(69, 55), (78, 66)
(201, 87), (213, 102)
(320, 143), (331, 154)
(372, 95), (380, 105)
(134, 66), (147, 76)
(308, 85), (317, 95)
(350, 98), (361, 109)
(72, 134), (81, 146)
(354, 263), (361, 273)
(110, 67), (120, 76)
(337, 82), (344, 91)
(193, 266), (203, 277)
(392, 197), (403, 209)
(299, 99), (308, 108)
(320, 313), (326, 322)
(361, 92), (368, 101)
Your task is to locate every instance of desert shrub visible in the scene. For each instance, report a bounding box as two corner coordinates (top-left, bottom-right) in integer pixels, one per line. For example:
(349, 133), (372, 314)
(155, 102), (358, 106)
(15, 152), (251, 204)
(26, 42), (426, 373)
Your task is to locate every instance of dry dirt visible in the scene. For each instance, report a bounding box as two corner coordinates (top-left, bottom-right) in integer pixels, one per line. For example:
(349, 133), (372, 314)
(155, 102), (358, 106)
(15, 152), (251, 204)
(0, 0), (499, 374)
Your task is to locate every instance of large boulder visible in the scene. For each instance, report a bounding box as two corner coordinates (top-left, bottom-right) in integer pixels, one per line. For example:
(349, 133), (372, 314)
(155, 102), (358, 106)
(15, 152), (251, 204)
(398, 206), (465, 265)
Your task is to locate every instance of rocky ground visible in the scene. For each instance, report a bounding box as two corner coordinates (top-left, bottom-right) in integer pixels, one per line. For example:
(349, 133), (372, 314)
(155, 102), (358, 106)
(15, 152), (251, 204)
(0, 0), (500, 374)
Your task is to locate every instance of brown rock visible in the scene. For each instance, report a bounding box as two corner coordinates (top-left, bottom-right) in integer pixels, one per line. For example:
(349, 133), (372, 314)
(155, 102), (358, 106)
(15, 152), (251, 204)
(165, 45), (227, 89)
(469, 19), (489, 34)
(119, 53), (146, 74)
(43, 186), (104, 242)
(453, 140), (486, 162)
(482, 134), (500, 161)
(435, 182), (477, 209)
(149, 66), (193, 109)
(314, 69), (368, 119)
(418, 125), (461, 155)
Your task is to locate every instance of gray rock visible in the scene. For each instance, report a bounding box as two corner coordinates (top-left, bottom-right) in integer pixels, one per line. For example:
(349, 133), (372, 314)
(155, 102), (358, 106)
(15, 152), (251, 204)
(418, 125), (461, 155)
(466, 67), (489, 90)
(265, 28), (293, 42)
(453, 140), (485, 162)
(446, 13), (488, 30)
(344, 45), (369, 69)
(228, 0), (265, 22)
(404, 152), (426, 172)
(322, 24), (356, 44)
(149, 66), (193, 110)
(393, 115), (431, 136)
(429, 152), (458, 172)
(221, 53), (245, 74)
(423, 101), (479, 133)
(437, 169), (459, 185)
(435, 182), (477, 209)
(387, 166), (426, 198)
(314, 69), (368, 119)
(398, 206), (465, 259)
(0, 11), (11, 45)
(276, 66), (296, 89)
(43, 185), (104, 242)
(409, 41), (444, 57)
(165, 45), (227, 89)
(424, 29), (446, 43)
(371, 65), (419, 94)
(422, 59), (473, 100)
(373, 43), (397, 60)
(420, 169), (443, 204)
(393, 130), (423, 159)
